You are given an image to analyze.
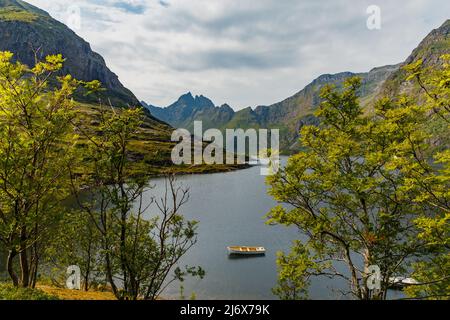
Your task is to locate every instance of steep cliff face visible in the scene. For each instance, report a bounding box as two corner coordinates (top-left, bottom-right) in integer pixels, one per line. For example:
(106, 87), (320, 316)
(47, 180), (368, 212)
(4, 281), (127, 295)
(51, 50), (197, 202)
(406, 19), (450, 67)
(0, 0), (140, 107)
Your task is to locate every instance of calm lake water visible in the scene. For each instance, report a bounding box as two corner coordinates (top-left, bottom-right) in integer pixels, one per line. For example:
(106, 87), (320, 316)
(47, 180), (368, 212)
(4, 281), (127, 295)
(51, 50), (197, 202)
(141, 158), (402, 300)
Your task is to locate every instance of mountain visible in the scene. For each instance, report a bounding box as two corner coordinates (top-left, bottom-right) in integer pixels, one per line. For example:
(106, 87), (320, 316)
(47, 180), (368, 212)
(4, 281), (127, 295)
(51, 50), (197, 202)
(0, 1), (247, 175)
(248, 65), (400, 149)
(144, 65), (398, 151)
(0, 0), (139, 107)
(143, 93), (235, 131)
(382, 19), (450, 96)
(144, 20), (449, 153)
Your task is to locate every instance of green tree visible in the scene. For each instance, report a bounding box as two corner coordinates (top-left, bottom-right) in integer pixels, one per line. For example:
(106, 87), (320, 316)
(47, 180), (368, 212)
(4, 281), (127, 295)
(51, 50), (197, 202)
(44, 209), (103, 291)
(394, 55), (450, 299)
(71, 107), (204, 300)
(0, 51), (94, 287)
(267, 77), (432, 300)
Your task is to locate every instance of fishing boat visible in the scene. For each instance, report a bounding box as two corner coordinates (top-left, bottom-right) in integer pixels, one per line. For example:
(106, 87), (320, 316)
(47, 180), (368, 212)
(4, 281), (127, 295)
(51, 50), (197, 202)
(227, 246), (266, 256)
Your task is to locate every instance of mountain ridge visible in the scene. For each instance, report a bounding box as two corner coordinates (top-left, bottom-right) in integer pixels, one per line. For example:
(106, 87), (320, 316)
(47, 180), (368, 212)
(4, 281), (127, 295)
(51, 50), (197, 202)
(143, 19), (449, 152)
(0, 0), (140, 107)
(144, 64), (399, 150)
(0, 0), (249, 175)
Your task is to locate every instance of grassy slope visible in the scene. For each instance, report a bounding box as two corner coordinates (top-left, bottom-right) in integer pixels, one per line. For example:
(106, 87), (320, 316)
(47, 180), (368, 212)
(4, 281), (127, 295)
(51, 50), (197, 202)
(0, 1), (48, 21)
(75, 103), (247, 176)
(37, 285), (116, 300)
(0, 6), (36, 22)
(0, 282), (116, 300)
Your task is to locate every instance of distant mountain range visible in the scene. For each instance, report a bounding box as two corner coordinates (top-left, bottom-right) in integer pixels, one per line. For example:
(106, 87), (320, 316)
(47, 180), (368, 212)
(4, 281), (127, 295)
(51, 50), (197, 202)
(144, 19), (450, 152)
(142, 94), (235, 131)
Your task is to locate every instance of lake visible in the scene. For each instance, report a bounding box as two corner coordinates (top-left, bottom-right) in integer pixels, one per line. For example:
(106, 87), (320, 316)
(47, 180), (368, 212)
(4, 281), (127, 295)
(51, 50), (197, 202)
(141, 158), (401, 300)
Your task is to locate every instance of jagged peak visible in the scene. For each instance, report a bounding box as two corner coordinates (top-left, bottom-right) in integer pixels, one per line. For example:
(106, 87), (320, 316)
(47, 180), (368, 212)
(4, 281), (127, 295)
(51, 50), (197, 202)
(174, 92), (195, 105)
(194, 94), (214, 107)
(169, 92), (215, 109)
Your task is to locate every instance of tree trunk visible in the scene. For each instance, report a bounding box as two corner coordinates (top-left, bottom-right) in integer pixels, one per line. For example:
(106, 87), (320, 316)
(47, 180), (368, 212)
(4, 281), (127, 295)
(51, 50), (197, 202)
(29, 247), (39, 289)
(19, 250), (29, 287)
(105, 251), (119, 299)
(7, 249), (19, 286)
(19, 228), (30, 287)
(29, 221), (40, 288)
(120, 185), (129, 294)
(84, 271), (90, 292)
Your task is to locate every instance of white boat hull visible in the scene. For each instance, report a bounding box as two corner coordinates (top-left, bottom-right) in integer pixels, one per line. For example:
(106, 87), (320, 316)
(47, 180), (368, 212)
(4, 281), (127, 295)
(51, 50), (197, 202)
(227, 246), (266, 256)
(389, 277), (419, 289)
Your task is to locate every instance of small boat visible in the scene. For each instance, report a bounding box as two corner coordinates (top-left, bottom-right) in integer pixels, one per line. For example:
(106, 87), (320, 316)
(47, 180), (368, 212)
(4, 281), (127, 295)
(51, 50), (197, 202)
(388, 277), (419, 290)
(227, 246), (266, 256)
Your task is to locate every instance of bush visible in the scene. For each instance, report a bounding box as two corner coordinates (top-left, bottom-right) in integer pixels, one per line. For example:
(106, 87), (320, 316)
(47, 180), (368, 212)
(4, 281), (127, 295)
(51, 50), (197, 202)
(0, 283), (59, 300)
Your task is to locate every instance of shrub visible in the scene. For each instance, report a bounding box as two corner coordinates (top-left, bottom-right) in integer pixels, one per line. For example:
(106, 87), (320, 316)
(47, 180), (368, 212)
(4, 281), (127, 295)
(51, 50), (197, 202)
(0, 283), (59, 300)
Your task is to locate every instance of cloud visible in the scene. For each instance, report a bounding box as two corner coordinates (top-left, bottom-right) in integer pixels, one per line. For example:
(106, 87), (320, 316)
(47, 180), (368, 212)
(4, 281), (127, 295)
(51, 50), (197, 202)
(93, 0), (148, 14)
(25, 0), (450, 109)
(113, 2), (146, 14)
(158, 0), (169, 8)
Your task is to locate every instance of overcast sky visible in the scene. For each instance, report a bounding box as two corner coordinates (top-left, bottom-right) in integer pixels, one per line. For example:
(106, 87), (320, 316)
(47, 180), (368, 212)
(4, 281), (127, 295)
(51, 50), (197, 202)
(26, 0), (450, 110)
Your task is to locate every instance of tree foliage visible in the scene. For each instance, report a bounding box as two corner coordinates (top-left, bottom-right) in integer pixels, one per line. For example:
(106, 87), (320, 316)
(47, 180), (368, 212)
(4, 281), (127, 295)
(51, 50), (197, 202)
(0, 51), (93, 287)
(267, 55), (450, 300)
(69, 107), (204, 300)
(0, 51), (203, 300)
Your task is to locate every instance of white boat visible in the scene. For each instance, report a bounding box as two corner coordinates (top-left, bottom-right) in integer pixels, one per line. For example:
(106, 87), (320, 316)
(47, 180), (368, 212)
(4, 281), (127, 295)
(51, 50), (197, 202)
(227, 246), (266, 256)
(389, 277), (419, 289)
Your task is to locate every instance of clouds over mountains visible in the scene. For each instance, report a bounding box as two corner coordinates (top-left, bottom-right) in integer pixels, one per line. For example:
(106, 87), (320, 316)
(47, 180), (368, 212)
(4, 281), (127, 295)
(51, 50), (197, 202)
(27, 0), (450, 109)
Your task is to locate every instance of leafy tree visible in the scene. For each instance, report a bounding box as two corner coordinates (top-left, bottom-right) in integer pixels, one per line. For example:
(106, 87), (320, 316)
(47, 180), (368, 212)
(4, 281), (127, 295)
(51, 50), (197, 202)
(267, 77), (432, 300)
(70, 107), (204, 300)
(44, 209), (103, 291)
(395, 55), (450, 299)
(0, 51), (94, 287)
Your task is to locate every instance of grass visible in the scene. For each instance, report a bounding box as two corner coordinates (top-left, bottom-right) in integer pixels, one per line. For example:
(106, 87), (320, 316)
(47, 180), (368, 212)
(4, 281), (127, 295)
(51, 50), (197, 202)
(37, 285), (116, 300)
(0, 283), (59, 300)
(0, 7), (38, 22)
(0, 282), (117, 300)
(73, 103), (249, 177)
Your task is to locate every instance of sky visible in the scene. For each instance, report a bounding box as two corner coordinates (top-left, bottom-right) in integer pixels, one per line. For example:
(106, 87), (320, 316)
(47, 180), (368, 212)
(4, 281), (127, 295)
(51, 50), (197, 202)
(26, 0), (450, 110)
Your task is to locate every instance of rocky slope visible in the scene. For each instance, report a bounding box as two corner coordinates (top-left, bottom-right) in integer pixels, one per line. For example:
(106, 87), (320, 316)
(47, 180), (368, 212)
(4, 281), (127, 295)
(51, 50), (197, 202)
(382, 19), (450, 96)
(0, 0), (140, 107)
(0, 0), (248, 175)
